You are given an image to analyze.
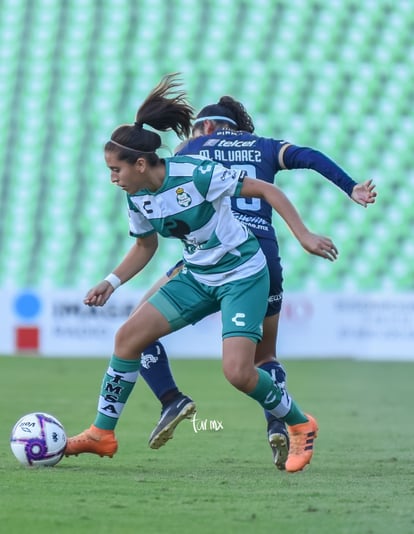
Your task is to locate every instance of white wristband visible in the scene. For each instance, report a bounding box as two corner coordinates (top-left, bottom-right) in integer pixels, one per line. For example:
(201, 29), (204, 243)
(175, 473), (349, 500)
(104, 273), (121, 290)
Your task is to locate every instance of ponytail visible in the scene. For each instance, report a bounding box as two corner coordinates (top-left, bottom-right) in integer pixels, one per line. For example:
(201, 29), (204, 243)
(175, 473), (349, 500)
(106, 73), (194, 163)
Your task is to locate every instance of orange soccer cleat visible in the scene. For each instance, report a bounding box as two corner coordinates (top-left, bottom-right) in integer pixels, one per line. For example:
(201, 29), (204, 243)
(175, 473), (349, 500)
(65, 425), (118, 458)
(285, 414), (318, 473)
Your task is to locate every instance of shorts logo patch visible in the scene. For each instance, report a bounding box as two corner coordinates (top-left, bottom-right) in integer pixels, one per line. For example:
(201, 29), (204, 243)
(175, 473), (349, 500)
(231, 312), (246, 327)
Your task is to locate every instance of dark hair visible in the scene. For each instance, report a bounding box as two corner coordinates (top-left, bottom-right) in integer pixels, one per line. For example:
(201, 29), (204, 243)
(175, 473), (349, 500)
(106, 73), (195, 164)
(195, 96), (255, 133)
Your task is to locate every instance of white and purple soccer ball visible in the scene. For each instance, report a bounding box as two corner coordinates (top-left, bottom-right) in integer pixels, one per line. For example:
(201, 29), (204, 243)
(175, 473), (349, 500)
(10, 412), (67, 467)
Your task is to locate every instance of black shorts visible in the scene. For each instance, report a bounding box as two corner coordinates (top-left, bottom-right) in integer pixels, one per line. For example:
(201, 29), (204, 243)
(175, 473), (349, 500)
(258, 236), (283, 316)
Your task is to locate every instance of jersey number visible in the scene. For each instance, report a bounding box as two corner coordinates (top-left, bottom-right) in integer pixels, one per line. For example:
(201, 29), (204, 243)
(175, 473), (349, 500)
(232, 164), (261, 212)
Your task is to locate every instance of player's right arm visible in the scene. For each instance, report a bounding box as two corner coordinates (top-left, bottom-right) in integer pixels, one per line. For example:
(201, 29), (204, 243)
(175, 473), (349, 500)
(84, 233), (158, 307)
(239, 177), (338, 261)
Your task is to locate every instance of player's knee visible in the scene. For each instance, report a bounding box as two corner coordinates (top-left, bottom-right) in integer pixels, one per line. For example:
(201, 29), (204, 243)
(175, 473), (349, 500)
(114, 322), (144, 357)
(222, 363), (255, 392)
(114, 322), (130, 347)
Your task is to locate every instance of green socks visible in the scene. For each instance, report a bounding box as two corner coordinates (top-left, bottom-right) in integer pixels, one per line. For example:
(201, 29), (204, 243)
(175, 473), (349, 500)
(94, 355), (141, 430)
(94, 359), (308, 431)
(247, 368), (307, 425)
(283, 403), (308, 426)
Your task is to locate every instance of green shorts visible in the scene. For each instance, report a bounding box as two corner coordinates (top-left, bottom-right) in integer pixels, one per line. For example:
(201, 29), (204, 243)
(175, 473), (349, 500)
(148, 267), (269, 343)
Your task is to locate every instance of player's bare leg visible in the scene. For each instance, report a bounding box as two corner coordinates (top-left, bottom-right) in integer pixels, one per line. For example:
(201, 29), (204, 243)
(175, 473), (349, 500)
(65, 302), (172, 458)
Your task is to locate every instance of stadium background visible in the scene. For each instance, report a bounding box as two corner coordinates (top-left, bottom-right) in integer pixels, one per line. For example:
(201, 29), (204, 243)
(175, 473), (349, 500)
(1, 0), (414, 358)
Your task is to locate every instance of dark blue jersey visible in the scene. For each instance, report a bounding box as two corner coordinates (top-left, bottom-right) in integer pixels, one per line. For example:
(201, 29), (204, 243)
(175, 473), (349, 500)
(177, 129), (357, 239)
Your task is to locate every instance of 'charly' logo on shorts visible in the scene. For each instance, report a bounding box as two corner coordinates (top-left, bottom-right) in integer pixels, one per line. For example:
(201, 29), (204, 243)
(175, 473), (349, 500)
(231, 312), (246, 327)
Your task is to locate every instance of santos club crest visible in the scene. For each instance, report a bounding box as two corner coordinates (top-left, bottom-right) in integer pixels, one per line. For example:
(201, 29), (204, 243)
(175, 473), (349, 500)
(176, 187), (192, 207)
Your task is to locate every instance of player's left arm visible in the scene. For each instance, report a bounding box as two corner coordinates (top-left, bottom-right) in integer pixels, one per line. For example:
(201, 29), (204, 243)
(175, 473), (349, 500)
(281, 144), (377, 207)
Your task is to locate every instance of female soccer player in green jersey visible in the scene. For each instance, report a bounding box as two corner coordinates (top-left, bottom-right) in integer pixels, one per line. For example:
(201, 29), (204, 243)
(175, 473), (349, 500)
(139, 96), (376, 471)
(65, 74), (338, 472)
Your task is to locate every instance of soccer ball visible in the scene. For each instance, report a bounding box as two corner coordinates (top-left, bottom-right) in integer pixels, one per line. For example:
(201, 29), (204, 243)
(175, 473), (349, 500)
(10, 412), (67, 467)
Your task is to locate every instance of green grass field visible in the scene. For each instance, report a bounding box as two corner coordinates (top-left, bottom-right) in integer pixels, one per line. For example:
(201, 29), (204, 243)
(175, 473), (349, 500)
(1, 357), (413, 534)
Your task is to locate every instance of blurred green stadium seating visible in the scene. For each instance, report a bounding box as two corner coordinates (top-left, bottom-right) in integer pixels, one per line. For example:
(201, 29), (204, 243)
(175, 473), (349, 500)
(0, 0), (413, 291)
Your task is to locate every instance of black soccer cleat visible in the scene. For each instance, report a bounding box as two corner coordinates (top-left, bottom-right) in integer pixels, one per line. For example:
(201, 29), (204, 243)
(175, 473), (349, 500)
(148, 395), (196, 449)
(267, 417), (290, 470)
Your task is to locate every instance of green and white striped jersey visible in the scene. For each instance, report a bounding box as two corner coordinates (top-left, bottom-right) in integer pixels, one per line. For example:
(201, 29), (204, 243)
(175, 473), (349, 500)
(127, 155), (266, 286)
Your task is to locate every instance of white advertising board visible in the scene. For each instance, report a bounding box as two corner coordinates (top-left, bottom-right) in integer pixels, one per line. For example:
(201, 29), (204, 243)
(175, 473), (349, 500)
(1, 288), (414, 360)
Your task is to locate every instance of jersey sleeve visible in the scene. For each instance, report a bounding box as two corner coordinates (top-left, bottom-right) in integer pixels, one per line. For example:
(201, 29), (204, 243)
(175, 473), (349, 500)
(282, 144), (357, 196)
(193, 160), (247, 201)
(127, 197), (156, 238)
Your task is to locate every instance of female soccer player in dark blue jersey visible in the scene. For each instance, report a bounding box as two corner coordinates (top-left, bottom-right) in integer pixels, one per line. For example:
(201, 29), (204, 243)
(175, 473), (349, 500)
(137, 94), (376, 470)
